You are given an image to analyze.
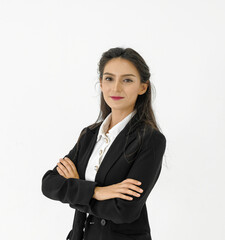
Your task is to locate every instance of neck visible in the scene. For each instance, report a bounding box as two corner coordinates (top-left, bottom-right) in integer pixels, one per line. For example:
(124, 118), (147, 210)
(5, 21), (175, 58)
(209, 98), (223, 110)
(109, 108), (135, 130)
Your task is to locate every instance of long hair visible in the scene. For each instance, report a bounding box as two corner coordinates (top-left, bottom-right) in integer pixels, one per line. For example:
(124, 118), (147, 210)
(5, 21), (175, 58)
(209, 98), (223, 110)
(79, 47), (164, 163)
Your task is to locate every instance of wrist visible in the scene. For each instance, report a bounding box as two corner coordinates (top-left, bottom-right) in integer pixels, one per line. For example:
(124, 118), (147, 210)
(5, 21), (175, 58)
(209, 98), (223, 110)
(93, 186), (100, 199)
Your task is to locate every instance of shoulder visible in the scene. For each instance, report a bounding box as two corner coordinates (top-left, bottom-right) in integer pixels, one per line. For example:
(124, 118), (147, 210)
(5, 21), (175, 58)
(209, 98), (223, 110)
(86, 121), (102, 132)
(140, 124), (166, 149)
(77, 121), (102, 140)
(152, 128), (166, 144)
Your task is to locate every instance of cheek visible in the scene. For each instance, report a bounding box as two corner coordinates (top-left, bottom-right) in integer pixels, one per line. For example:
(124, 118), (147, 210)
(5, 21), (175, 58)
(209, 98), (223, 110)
(101, 84), (110, 92)
(127, 89), (139, 99)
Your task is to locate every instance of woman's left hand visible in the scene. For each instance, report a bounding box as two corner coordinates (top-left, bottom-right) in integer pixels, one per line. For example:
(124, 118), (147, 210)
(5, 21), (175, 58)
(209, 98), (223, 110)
(56, 157), (80, 179)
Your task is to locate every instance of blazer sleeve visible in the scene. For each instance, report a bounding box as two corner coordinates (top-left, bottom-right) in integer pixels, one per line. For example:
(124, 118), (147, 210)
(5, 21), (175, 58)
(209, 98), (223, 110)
(69, 130), (166, 224)
(41, 127), (99, 206)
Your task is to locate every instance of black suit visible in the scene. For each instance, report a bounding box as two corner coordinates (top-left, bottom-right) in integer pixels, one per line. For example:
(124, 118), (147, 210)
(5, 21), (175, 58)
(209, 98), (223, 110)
(41, 113), (166, 240)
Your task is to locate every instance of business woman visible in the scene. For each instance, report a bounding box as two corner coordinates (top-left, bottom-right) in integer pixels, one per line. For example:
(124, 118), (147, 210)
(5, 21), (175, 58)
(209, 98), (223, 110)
(41, 47), (166, 240)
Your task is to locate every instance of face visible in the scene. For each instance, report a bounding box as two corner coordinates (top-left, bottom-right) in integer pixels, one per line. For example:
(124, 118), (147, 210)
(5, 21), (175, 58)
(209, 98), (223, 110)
(100, 57), (148, 113)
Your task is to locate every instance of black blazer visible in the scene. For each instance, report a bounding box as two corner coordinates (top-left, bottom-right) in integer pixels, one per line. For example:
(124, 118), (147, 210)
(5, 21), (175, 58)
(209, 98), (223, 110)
(41, 113), (166, 240)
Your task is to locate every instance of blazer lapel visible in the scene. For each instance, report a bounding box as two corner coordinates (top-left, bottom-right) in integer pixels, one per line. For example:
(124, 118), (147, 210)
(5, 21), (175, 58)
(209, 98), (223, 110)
(79, 113), (142, 185)
(94, 127), (137, 184)
(78, 127), (99, 180)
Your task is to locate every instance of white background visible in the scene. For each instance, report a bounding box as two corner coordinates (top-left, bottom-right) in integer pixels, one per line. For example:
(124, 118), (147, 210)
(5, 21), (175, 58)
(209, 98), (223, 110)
(0, 0), (224, 239)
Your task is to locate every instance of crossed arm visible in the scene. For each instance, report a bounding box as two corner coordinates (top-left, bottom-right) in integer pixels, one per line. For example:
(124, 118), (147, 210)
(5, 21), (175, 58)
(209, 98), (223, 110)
(41, 129), (166, 224)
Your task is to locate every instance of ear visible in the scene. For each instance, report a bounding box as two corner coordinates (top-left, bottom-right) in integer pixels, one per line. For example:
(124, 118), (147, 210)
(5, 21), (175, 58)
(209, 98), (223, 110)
(138, 82), (149, 95)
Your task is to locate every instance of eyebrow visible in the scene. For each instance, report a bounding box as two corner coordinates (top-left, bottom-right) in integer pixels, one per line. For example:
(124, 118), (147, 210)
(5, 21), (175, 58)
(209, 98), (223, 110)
(103, 72), (136, 77)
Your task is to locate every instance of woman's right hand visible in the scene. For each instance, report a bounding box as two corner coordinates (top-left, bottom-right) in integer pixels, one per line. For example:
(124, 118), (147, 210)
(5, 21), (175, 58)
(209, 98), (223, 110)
(93, 178), (144, 201)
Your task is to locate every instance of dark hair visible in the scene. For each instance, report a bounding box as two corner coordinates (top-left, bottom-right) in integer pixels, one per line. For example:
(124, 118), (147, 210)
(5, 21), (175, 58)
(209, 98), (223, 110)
(79, 47), (164, 163)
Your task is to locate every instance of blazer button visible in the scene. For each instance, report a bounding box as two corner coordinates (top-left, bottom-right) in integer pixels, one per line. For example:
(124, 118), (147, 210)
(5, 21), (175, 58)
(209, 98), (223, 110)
(101, 219), (106, 226)
(94, 165), (99, 172)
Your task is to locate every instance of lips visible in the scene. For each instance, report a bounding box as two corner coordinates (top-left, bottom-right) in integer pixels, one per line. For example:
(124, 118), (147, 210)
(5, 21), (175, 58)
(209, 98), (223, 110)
(110, 96), (124, 100)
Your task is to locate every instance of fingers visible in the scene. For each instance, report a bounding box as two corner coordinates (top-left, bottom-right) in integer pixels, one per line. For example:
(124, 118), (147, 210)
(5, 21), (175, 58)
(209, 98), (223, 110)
(105, 185), (134, 201)
(116, 193), (134, 201)
(63, 157), (76, 171)
(125, 188), (141, 197)
(57, 158), (72, 178)
(118, 178), (144, 200)
(57, 159), (70, 174)
(56, 157), (78, 179)
(56, 166), (67, 178)
(124, 178), (142, 186)
(59, 158), (75, 172)
(127, 183), (144, 194)
(119, 185), (142, 199)
(122, 178), (143, 193)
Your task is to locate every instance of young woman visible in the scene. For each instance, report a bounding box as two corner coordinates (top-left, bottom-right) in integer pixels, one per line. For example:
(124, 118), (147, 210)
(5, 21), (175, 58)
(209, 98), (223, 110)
(42, 47), (166, 240)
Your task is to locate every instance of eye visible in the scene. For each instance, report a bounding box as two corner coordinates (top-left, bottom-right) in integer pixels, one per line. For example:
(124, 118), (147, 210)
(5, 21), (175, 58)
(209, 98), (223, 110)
(104, 77), (133, 83)
(124, 79), (133, 82)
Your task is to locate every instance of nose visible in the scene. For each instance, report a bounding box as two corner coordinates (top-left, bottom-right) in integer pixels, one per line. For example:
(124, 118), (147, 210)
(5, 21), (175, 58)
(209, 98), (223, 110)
(112, 80), (122, 92)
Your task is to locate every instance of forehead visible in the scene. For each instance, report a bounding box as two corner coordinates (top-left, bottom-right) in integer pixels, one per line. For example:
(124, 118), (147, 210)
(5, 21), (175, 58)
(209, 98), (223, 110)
(103, 58), (139, 77)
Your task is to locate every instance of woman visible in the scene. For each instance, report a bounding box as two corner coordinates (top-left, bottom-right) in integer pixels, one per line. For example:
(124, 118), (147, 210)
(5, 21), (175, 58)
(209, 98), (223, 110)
(41, 47), (166, 240)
